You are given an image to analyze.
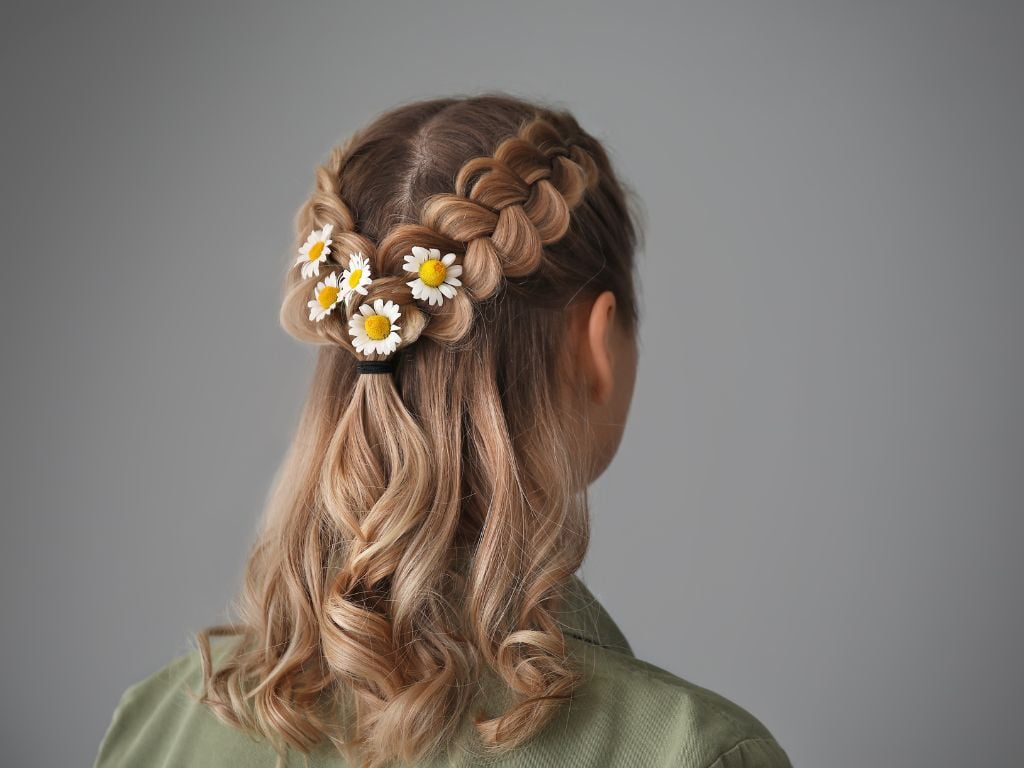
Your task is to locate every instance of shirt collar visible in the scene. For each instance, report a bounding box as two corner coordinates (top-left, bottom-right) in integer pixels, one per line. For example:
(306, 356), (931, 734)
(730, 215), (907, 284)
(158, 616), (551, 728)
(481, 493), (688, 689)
(554, 574), (634, 657)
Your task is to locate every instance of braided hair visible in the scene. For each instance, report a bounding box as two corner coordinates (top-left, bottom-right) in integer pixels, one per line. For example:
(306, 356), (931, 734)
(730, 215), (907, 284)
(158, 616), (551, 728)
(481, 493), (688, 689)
(282, 110), (606, 356)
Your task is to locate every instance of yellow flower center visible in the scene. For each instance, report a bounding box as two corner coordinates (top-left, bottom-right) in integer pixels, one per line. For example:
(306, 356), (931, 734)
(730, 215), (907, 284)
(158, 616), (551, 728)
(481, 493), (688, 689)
(347, 268), (363, 289)
(317, 286), (339, 309)
(364, 314), (391, 340)
(308, 241), (325, 262)
(418, 259), (447, 287)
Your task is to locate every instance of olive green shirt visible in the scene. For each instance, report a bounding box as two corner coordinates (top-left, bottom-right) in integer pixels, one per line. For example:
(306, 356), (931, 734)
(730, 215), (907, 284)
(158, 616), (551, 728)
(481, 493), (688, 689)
(93, 577), (793, 767)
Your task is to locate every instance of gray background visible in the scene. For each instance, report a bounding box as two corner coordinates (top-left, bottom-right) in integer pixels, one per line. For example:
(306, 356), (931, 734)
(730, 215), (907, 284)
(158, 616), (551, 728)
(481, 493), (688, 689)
(2, 2), (1022, 767)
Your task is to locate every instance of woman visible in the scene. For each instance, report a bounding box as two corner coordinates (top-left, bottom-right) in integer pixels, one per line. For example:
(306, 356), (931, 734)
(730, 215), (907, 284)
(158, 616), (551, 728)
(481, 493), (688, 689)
(94, 93), (793, 768)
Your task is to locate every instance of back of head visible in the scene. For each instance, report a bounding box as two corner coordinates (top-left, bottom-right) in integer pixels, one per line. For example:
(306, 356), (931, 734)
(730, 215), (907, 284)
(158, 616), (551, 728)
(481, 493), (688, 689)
(195, 93), (642, 768)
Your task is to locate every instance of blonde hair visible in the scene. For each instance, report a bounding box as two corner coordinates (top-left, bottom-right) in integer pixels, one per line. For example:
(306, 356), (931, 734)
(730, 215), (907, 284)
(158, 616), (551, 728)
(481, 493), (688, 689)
(193, 93), (642, 768)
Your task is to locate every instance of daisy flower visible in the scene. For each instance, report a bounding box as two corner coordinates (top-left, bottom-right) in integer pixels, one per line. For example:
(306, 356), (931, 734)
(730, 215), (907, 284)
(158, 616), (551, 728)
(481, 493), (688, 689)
(402, 246), (463, 307)
(307, 271), (342, 322)
(296, 223), (334, 279)
(341, 252), (373, 304)
(348, 299), (402, 356)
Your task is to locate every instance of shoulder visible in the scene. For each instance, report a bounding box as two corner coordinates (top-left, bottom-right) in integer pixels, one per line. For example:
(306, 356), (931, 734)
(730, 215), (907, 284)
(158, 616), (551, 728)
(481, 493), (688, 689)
(92, 635), (273, 768)
(547, 637), (793, 768)
(93, 633), (792, 768)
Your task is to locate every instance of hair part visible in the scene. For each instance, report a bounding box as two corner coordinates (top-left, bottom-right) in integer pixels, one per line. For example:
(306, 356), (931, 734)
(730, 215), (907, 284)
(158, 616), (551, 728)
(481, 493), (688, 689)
(191, 92), (642, 768)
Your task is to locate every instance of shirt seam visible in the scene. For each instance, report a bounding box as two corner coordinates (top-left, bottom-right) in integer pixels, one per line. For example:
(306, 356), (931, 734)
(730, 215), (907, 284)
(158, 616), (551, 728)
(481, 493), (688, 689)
(698, 736), (784, 768)
(562, 628), (631, 652)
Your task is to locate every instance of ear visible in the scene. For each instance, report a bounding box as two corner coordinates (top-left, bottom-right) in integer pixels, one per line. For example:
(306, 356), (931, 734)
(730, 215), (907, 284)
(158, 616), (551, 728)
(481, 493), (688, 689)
(585, 290), (618, 405)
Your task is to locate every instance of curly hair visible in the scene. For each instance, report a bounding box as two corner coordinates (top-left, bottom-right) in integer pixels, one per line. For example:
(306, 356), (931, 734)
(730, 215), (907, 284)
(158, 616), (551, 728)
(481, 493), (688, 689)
(191, 92), (642, 768)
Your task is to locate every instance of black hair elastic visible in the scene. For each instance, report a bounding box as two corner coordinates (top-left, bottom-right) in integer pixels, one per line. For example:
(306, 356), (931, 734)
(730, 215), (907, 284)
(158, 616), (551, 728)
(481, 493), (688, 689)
(356, 359), (396, 375)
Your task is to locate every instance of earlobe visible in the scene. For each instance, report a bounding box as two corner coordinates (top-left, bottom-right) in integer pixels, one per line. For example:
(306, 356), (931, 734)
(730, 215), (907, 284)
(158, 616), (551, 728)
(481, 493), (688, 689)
(586, 291), (617, 405)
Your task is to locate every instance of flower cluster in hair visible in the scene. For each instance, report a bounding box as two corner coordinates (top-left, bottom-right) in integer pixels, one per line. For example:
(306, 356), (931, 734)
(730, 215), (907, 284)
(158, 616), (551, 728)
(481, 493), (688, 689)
(295, 227), (463, 358)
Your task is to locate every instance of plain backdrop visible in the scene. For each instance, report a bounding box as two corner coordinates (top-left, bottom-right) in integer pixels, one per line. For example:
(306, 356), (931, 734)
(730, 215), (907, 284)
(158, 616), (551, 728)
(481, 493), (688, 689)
(2, 2), (1022, 767)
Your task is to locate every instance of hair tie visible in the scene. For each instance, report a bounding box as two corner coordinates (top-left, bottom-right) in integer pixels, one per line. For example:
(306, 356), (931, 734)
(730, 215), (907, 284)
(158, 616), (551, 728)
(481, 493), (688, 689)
(356, 360), (396, 375)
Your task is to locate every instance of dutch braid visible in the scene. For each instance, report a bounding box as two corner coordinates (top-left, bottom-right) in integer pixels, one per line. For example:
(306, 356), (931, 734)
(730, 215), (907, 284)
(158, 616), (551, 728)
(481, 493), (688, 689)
(282, 114), (600, 357)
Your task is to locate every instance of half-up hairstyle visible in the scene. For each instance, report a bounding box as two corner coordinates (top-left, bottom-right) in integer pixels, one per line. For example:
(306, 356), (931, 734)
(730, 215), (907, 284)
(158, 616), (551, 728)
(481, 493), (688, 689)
(193, 92), (642, 768)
